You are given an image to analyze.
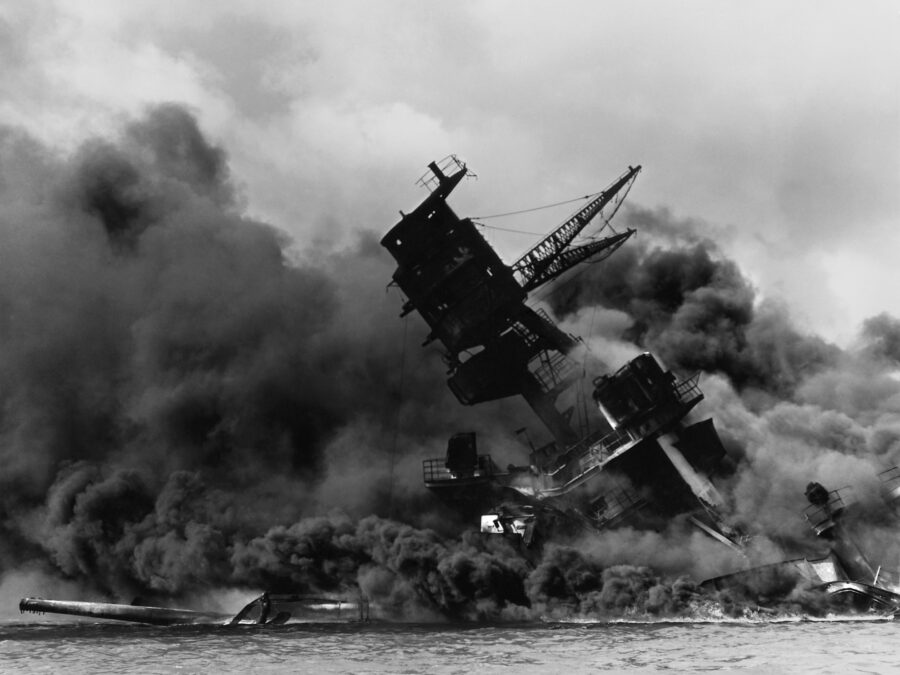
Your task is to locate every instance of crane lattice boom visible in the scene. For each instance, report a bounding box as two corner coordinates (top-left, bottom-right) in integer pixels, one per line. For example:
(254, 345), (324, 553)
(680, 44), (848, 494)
(511, 165), (641, 291)
(519, 229), (635, 292)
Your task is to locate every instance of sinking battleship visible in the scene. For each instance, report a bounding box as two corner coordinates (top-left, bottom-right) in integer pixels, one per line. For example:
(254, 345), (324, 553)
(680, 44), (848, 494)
(380, 156), (900, 614)
(19, 157), (900, 625)
(381, 156), (738, 550)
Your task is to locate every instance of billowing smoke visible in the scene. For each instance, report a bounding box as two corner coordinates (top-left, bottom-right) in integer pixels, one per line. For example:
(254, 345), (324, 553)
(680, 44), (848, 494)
(860, 313), (900, 365)
(2, 106), (899, 622)
(551, 205), (900, 582)
(0, 104), (505, 607)
(550, 208), (840, 402)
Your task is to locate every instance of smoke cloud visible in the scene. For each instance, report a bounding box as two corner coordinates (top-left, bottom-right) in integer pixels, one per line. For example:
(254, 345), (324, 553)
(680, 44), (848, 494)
(0, 104), (473, 603)
(550, 208), (840, 402)
(2, 106), (899, 622)
(550, 205), (900, 579)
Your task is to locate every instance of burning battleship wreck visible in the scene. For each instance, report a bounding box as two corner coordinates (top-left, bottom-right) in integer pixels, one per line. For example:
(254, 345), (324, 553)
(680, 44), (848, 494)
(378, 156), (900, 615)
(18, 149), (900, 625)
(381, 158), (730, 545)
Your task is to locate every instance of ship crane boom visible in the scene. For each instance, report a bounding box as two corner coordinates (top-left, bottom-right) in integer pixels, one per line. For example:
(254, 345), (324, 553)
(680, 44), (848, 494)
(511, 165), (641, 291)
(519, 229), (635, 292)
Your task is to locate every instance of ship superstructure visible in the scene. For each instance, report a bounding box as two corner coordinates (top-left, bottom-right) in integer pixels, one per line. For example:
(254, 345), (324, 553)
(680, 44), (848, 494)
(380, 158), (739, 549)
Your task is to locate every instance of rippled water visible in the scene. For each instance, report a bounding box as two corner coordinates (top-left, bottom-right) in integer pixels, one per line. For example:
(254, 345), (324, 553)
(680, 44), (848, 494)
(0, 617), (895, 673)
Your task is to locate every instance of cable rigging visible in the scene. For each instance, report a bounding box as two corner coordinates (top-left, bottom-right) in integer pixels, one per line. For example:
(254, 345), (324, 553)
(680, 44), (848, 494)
(471, 193), (598, 221)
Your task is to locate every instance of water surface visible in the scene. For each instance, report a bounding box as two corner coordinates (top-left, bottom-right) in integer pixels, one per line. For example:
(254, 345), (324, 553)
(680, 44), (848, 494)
(0, 617), (894, 673)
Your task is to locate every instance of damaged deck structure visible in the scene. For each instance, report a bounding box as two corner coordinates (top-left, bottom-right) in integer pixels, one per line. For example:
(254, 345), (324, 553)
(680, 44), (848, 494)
(381, 157), (737, 548)
(380, 157), (900, 614)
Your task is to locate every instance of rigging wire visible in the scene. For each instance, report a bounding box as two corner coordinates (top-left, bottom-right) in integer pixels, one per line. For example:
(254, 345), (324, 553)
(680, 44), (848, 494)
(523, 183), (638, 308)
(473, 222), (548, 236)
(471, 192), (598, 220)
(387, 313), (409, 521)
(578, 302), (601, 435)
(473, 176), (635, 240)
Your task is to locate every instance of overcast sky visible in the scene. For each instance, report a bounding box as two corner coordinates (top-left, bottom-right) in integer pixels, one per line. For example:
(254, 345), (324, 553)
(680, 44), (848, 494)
(1, 0), (897, 344)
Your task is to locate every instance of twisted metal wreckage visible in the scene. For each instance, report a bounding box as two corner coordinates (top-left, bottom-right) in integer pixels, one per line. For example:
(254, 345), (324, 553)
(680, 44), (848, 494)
(20, 158), (900, 624)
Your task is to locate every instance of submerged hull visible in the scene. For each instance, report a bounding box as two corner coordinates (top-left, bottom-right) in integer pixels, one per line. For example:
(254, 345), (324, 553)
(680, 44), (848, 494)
(19, 598), (226, 626)
(19, 594), (371, 626)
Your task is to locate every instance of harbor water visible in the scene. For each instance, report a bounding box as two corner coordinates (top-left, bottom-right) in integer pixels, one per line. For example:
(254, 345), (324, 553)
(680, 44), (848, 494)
(0, 617), (895, 674)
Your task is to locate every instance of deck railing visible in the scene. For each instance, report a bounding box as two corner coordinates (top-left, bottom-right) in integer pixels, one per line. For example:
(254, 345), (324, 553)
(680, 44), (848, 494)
(674, 372), (703, 406)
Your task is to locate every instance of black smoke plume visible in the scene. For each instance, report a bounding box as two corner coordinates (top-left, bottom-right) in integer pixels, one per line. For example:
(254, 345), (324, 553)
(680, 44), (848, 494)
(549, 208), (839, 401)
(550, 205), (900, 573)
(2, 107), (900, 621)
(0, 104), (474, 604)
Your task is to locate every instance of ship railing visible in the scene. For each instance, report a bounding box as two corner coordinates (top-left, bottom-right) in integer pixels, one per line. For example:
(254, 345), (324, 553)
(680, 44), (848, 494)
(416, 155), (467, 192)
(423, 455), (494, 483)
(674, 372), (703, 406)
(878, 466), (900, 505)
(590, 428), (633, 457)
(534, 428), (634, 496)
(570, 428), (633, 479)
(803, 488), (851, 537)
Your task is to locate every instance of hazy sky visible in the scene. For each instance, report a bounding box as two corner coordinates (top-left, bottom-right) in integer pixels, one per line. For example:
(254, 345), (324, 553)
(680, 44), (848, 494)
(1, 0), (897, 343)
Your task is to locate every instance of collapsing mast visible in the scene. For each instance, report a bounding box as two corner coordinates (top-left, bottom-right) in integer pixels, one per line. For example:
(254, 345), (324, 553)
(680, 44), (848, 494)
(380, 157), (738, 547)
